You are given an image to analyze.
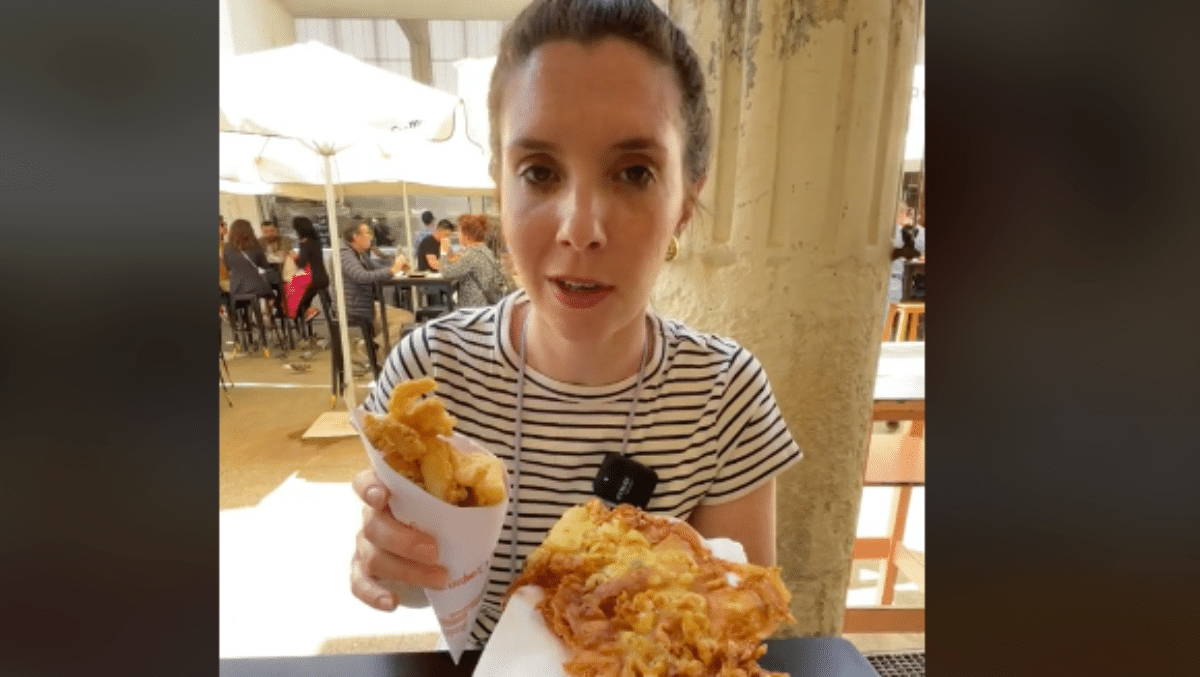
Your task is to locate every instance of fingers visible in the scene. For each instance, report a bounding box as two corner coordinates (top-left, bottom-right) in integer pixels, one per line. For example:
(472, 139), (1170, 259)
(352, 468), (389, 508)
(355, 528), (448, 591)
(360, 504), (441, 567)
(352, 469), (448, 599)
(353, 470), (439, 566)
(350, 552), (398, 611)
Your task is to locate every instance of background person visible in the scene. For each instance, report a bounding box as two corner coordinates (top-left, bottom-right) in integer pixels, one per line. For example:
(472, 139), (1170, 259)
(339, 220), (415, 363)
(291, 217), (330, 323)
(224, 219), (273, 299)
(258, 220), (295, 266)
(416, 219), (456, 308)
(887, 201), (925, 307)
(417, 220), (454, 272)
(349, 0), (801, 649)
(224, 219), (278, 347)
(411, 210), (436, 252)
(437, 214), (511, 308)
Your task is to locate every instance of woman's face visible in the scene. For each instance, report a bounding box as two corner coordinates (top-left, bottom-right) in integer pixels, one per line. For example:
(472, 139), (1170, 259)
(498, 37), (695, 342)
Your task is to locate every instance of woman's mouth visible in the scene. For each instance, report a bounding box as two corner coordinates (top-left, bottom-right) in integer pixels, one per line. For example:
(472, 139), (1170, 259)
(550, 277), (614, 309)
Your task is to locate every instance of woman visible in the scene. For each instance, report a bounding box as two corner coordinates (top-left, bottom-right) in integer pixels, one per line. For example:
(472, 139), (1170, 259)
(290, 216), (330, 322)
(223, 219), (277, 347)
(350, 0), (802, 648)
(436, 213), (511, 308)
(223, 219), (273, 299)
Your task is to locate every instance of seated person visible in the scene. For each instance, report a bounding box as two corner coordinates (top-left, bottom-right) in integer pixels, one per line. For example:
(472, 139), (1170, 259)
(338, 220), (415, 362)
(416, 219), (455, 308)
(887, 203), (925, 306)
(258, 220), (293, 285)
(417, 220), (455, 272)
(223, 219), (277, 338)
(438, 214), (513, 308)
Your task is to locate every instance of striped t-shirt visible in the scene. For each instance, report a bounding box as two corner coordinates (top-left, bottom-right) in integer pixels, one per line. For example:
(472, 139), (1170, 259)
(363, 291), (803, 647)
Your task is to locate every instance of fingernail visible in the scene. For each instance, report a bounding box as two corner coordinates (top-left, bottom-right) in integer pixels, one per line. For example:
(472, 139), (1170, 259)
(431, 570), (449, 589)
(365, 486), (384, 506)
(414, 542), (436, 561)
(376, 594), (394, 608)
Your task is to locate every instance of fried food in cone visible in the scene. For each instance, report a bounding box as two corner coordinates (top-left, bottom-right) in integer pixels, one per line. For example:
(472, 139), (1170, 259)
(363, 377), (507, 507)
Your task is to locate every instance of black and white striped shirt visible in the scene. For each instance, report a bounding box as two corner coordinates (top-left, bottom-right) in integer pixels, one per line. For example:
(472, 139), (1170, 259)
(363, 291), (803, 647)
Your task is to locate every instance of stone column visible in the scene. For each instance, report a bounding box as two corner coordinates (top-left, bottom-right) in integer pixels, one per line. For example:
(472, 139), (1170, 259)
(397, 19), (434, 85)
(661, 0), (921, 635)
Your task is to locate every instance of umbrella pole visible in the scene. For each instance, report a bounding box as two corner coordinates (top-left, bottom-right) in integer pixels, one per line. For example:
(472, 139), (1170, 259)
(402, 182), (413, 257)
(324, 151), (357, 412)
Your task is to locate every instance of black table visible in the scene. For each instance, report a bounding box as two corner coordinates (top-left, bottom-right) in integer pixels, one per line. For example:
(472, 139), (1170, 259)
(375, 273), (463, 353)
(219, 637), (879, 676)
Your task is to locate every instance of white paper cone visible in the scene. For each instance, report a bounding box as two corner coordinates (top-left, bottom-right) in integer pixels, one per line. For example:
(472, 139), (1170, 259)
(351, 406), (510, 663)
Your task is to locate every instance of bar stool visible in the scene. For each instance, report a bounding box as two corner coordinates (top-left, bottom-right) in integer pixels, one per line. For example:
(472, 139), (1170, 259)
(843, 421), (925, 633)
(881, 302), (925, 342)
(327, 315), (381, 407)
(300, 288), (333, 345)
(229, 293), (275, 357)
(266, 280), (309, 352)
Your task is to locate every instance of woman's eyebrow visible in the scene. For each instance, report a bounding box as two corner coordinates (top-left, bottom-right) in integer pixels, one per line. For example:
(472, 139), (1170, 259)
(508, 137), (664, 153)
(510, 137), (556, 152)
(612, 137), (663, 152)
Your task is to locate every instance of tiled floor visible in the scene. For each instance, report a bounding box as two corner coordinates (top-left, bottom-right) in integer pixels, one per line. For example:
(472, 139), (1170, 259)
(219, 338), (924, 658)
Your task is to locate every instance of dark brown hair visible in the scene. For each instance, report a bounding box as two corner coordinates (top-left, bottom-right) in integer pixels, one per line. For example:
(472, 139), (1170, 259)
(487, 0), (711, 196)
(457, 213), (491, 242)
(228, 219), (259, 252)
(292, 216), (317, 240)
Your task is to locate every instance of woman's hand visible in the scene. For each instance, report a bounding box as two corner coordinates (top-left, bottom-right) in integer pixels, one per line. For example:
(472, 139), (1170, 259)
(350, 469), (449, 610)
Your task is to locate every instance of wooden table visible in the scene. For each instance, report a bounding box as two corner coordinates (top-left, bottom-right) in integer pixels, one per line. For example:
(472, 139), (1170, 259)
(845, 340), (925, 633)
(219, 637), (880, 676)
(375, 273), (463, 353)
(872, 341), (924, 422)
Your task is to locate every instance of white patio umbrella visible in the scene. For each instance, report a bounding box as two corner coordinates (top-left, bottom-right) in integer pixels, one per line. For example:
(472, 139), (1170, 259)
(220, 40), (460, 411)
(220, 103), (495, 256)
(452, 56), (496, 167)
(220, 177), (284, 197)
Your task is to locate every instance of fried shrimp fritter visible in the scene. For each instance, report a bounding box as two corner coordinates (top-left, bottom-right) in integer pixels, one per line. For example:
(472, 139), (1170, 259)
(507, 500), (795, 677)
(362, 377), (507, 507)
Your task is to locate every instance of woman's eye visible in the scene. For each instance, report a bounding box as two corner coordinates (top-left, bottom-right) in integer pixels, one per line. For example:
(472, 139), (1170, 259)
(617, 165), (653, 187)
(520, 165), (556, 185)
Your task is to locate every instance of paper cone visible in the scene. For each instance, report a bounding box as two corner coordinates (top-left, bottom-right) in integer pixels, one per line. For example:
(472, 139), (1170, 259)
(351, 406), (510, 663)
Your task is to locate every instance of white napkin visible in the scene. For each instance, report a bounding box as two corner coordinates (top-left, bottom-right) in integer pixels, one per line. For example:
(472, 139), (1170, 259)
(472, 537), (748, 677)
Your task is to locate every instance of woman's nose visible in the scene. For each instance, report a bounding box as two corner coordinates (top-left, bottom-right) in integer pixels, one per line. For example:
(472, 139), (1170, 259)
(556, 183), (607, 251)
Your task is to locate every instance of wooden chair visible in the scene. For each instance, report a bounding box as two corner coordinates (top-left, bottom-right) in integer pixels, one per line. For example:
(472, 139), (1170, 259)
(843, 417), (925, 634)
(881, 302), (925, 342)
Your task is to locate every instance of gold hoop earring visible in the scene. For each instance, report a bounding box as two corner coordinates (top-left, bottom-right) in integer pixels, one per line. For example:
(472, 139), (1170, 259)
(665, 236), (680, 262)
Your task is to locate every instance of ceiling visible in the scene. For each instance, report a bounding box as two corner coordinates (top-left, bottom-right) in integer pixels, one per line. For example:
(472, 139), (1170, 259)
(276, 0), (920, 62)
(276, 0), (656, 20)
